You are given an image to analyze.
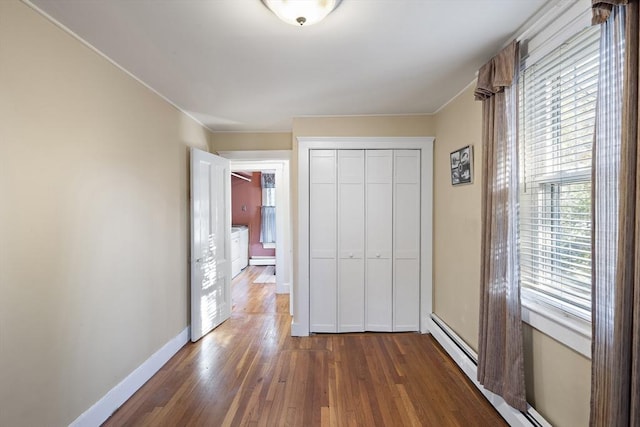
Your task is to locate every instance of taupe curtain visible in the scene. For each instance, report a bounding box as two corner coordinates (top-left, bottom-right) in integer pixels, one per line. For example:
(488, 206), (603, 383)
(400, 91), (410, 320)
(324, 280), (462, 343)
(474, 41), (527, 412)
(591, 1), (640, 425)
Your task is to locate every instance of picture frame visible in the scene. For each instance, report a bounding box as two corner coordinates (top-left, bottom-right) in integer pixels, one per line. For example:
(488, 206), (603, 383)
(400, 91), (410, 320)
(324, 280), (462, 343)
(450, 145), (473, 186)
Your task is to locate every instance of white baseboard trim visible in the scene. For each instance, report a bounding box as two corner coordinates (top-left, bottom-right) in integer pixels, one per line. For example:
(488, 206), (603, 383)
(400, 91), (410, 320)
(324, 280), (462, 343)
(70, 327), (190, 427)
(290, 321), (308, 337)
(427, 315), (551, 427)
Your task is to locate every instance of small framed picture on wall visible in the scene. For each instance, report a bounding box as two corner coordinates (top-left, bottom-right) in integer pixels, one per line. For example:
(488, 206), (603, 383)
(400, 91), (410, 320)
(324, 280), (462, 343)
(450, 145), (473, 186)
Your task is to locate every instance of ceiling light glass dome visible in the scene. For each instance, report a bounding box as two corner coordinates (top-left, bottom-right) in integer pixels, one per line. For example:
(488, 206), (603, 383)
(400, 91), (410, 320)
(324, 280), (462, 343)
(261, 0), (342, 26)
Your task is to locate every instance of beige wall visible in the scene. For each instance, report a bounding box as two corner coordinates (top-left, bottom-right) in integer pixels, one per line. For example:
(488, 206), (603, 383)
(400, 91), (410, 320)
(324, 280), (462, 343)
(292, 115), (436, 137)
(0, 1), (209, 425)
(433, 85), (484, 349)
(210, 132), (292, 152)
(523, 324), (591, 427)
(433, 84), (590, 426)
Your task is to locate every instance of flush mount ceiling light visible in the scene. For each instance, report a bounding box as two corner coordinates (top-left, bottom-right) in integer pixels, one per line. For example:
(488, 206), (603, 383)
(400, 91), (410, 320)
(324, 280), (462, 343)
(261, 0), (342, 26)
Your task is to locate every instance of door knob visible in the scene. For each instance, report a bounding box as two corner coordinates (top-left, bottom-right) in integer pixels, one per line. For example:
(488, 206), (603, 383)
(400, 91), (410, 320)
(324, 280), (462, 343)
(376, 253), (380, 258)
(349, 253), (353, 258)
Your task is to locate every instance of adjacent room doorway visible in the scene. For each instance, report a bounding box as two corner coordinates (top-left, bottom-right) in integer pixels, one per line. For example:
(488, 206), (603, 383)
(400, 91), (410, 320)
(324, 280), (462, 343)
(218, 151), (292, 312)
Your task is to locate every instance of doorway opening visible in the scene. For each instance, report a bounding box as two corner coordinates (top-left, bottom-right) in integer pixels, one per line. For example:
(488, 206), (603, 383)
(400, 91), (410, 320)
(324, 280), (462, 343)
(218, 151), (292, 314)
(231, 170), (276, 272)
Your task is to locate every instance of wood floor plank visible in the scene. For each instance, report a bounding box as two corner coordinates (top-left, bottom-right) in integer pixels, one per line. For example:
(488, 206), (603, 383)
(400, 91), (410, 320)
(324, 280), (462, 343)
(103, 266), (507, 427)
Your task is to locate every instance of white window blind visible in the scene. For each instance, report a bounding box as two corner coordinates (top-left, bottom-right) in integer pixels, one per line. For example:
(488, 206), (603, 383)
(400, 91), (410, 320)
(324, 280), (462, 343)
(519, 25), (600, 321)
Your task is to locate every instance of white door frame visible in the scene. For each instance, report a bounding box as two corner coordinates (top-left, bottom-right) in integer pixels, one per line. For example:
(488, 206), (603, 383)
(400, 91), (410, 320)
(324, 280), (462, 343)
(295, 137), (434, 337)
(217, 151), (292, 296)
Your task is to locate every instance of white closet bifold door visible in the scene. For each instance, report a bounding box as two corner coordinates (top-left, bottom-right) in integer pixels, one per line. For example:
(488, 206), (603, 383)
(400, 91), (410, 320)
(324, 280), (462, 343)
(365, 150), (393, 331)
(310, 150), (337, 332)
(393, 150), (421, 331)
(337, 150), (365, 332)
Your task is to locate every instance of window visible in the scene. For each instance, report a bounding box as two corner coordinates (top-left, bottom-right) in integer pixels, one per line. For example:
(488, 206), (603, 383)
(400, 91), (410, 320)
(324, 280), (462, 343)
(519, 25), (600, 322)
(260, 172), (276, 245)
(261, 172), (276, 207)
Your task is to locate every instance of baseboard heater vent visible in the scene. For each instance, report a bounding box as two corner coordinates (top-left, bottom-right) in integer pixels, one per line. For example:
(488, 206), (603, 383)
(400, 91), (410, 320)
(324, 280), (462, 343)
(427, 314), (550, 427)
(249, 256), (276, 266)
(430, 315), (478, 366)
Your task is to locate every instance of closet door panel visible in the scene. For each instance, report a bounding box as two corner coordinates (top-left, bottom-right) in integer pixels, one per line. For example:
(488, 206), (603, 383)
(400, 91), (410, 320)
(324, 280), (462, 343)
(393, 150), (420, 331)
(310, 259), (337, 332)
(366, 259), (393, 331)
(394, 259), (419, 331)
(365, 150), (393, 257)
(365, 150), (393, 331)
(338, 151), (365, 332)
(338, 151), (365, 259)
(338, 259), (365, 331)
(310, 150), (337, 332)
(308, 148), (424, 334)
(394, 184), (420, 259)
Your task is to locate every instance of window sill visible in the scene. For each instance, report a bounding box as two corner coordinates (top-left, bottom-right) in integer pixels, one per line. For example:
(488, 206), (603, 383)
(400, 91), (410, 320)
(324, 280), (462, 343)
(521, 298), (591, 359)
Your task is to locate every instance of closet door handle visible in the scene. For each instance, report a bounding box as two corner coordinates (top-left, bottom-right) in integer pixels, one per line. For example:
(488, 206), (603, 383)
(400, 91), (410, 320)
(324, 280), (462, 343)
(349, 253), (354, 258)
(376, 253), (380, 258)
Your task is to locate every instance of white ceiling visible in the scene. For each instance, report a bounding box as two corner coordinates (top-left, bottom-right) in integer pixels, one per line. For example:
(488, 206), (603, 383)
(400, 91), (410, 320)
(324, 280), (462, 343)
(30, 0), (549, 132)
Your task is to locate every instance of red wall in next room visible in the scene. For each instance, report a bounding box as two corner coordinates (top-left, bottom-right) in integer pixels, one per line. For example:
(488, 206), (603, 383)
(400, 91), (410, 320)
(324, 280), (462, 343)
(231, 172), (275, 258)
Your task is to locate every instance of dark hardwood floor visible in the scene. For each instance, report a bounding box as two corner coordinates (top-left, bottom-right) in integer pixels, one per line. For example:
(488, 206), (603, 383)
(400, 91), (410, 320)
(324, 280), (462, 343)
(103, 266), (506, 426)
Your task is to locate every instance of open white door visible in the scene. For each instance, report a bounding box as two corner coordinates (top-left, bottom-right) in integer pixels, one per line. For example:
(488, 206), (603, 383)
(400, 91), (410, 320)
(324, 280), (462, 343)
(190, 148), (231, 342)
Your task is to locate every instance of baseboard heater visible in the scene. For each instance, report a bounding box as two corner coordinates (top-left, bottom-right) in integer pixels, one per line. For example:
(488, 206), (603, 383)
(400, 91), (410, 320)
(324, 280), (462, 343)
(249, 256), (276, 266)
(427, 314), (550, 427)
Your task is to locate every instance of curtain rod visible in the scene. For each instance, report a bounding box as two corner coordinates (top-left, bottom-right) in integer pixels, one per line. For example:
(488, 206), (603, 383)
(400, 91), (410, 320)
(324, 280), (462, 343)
(231, 172), (252, 182)
(500, 0), (586, 48)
